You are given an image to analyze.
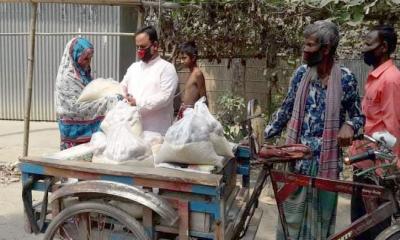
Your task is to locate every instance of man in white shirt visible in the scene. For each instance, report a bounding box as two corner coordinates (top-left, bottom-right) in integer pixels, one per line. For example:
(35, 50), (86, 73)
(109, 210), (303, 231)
(121, 26), (178, 135)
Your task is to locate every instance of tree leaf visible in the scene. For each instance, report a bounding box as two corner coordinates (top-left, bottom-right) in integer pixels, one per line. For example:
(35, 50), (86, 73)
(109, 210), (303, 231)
(350, 5), (364, 22)
(319, 0), (335, 8)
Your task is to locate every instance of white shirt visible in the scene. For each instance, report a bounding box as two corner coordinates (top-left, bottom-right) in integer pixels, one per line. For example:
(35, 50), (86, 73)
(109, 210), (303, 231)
(121, 56), (178, 135)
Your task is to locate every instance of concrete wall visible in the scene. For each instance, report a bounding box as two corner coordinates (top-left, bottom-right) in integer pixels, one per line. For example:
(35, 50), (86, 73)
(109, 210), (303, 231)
(177, 58), (400, 114)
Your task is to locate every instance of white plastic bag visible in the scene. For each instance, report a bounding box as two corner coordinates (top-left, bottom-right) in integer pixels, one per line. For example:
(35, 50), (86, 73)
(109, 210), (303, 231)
(195, 98), (234, 158)
(101, 101), (143, 137)
(143, 131), (164, 146)
(93, 123), (152, 164)
(155, 99), (226, 166)
(89, 131), (107, 155)
(78, 78), (123, 103)
(143, 131), (164, 155)
(210, 133), (235, 158)
(45, 143), (94, 162)
(195, 99), (225, 136)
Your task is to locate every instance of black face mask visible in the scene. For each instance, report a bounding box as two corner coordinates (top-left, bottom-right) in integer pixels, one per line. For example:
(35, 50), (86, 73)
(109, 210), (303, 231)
(305, 49), (323, 67)
(363, 50), (379, 66)
(363, 43), (382, 66)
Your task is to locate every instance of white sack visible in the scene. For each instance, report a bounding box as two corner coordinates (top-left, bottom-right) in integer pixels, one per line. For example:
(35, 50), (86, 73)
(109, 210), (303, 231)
(156, 141), (223, 167)
(78, 78), (123, 103)
(155, 98), (226, 166)
(89, 131), (107, 155)
(100, 101), (143, 137)
(210, 133), (235, 158)
(97, 123), (152, 163)
(195, 100), (234, 158)
(143, 131), (164, 155)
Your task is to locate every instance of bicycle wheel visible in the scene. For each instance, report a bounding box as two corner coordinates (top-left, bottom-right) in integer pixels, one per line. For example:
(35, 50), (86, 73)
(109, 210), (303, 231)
(44, 201), (150, 240)
(376, 224), (400, 240)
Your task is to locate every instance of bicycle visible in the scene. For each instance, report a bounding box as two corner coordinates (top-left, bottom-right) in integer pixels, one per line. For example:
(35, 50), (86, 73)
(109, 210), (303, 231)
(247, 131), (400, 240)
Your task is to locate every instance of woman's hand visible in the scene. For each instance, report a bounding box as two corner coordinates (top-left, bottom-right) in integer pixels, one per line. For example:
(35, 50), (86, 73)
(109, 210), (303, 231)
(125, 94), (136, 106)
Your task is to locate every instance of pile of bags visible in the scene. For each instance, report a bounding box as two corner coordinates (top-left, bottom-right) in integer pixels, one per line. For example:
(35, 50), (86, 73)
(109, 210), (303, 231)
(90, 101), (153, 164)
(155, 97), (234, 167)
(77, 80), (234, 168)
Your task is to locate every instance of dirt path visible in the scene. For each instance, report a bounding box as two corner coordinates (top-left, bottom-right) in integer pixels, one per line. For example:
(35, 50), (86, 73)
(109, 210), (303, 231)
(0, 120), (350, 239)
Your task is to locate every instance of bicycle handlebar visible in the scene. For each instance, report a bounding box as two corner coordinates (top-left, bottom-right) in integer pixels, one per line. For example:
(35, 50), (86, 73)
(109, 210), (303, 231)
(344, 149), (376, 165)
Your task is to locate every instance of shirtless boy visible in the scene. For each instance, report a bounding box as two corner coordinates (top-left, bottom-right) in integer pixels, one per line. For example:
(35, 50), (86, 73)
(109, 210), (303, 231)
(177, 41), (206, 119)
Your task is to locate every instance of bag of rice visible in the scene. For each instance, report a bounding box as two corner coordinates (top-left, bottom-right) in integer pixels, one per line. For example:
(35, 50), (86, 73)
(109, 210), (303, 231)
(92, 123), (152, 164)
(100, 101), (143, 137)
(78, 78), (123, 103)
(155, 98), (232, 167)
(195, 99), (234, 158)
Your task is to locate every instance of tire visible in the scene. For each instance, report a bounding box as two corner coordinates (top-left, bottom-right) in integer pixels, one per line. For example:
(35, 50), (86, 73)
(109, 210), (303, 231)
(375, 224), (400, 240)
(44, 201), (150, 240)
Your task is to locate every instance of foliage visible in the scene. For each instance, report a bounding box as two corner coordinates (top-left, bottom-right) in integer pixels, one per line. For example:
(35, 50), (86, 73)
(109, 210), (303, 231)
(215, 93), (247, 142)
(143, 0), (400, 61)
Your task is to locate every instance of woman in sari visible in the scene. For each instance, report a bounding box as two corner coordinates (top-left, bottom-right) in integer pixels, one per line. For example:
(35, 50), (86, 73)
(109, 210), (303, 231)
(55, 37), (120, 150)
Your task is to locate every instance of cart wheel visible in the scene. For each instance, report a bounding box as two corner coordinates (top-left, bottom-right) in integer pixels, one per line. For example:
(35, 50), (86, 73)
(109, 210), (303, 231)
(44, 202), (150, 240)
(376, 224), (400, 240)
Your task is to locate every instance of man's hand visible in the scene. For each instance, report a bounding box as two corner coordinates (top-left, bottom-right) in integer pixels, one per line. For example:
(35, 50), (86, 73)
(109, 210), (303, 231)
(337, 123), (354, 147)
(125, 94), (136, 106)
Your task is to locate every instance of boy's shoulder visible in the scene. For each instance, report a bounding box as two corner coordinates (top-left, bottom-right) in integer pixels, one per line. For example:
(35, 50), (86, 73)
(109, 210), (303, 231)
(191, 67), (204, 78)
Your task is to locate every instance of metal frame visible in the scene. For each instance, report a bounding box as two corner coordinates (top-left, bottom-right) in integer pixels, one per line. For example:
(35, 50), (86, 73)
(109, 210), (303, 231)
(266, 164), (398, 240)
(49, 180), (178, 224)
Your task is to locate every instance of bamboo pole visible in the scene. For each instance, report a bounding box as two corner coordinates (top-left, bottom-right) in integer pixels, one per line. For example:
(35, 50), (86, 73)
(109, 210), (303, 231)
(22, 2), (38, 157)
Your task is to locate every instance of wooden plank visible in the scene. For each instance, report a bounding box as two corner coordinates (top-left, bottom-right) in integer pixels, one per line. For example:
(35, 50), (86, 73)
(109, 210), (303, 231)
(214, 198), (226, 240)
(178, 201), (189, 240)
(222, 159), (237, 200)
(19, 156), (222, 187)
(143, 207), (154, 239)
(155, 225), (179, 234)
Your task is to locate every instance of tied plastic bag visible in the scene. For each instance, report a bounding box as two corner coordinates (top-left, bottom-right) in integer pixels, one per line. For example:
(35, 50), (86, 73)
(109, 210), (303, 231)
(155, 98), (232, 166)
(143, 131), (164, 155)
(93, 123), (152, 164)
(195, 99), (234, 158)
(89, 131), (107, 155)
(78, 78), (123, 103)
(101, 101), (143, 137)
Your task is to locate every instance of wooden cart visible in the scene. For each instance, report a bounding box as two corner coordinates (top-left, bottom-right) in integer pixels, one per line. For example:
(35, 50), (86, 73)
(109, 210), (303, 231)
(19, 142), (264, 240)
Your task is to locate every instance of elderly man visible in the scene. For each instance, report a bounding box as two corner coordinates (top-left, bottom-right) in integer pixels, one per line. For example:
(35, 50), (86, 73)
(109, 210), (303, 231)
(351, 25), (400, 240)
(121, 25), (178, 135)
(264, 21), (364, 240)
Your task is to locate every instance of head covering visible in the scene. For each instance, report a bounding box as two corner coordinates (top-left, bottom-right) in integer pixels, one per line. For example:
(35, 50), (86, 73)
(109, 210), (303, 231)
(55, 38), (116, 150)
(55, 37), (102, 119)
(69, 37), (94, 85)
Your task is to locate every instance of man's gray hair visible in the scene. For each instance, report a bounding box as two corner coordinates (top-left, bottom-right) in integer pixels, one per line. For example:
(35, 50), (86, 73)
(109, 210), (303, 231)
(303, 20), (340, 57)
